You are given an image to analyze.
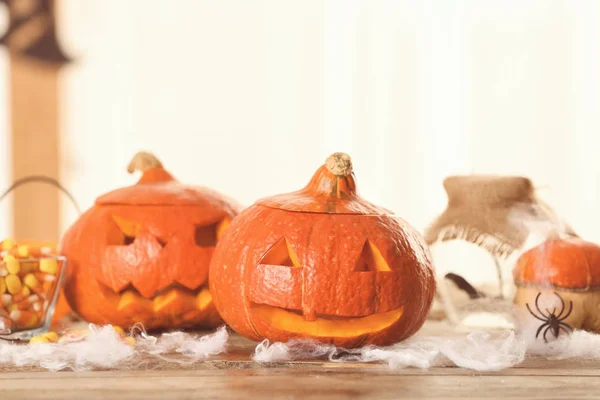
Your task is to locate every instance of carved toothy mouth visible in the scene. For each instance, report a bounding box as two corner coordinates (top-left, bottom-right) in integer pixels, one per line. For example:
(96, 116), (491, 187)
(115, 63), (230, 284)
(98, 282), (213, 315)
(250, 304), (404, 337)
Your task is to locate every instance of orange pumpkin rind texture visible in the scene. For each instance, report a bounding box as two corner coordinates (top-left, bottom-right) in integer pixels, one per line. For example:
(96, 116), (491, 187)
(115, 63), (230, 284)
(209, 152), (436, 347)
(513, 237), (600, 291)
(60, 152), (239, 330)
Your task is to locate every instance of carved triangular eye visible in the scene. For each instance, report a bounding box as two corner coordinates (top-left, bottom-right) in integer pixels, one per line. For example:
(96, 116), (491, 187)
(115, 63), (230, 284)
(216, 217), (231, 242)
(195, 217), (231, 247)
(112, 216), (167, 247)
(112, 216), (141, 245)
(355, 240), (392, 272)
(259, 237), (301, 268)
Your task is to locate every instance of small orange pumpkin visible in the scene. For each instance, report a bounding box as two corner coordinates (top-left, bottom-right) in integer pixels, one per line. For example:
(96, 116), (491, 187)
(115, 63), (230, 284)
(514, 237), (600, 336)
(209, 153), (436, 347)
(61, 152), (240, 330)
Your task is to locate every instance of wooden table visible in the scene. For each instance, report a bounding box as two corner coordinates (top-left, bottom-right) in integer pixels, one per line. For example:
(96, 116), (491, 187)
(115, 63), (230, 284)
(0, 321), (597, 399)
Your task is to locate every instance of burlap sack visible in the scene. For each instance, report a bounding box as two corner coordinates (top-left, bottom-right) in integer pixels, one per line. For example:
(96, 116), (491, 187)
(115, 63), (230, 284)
(424, 175), (576, 257)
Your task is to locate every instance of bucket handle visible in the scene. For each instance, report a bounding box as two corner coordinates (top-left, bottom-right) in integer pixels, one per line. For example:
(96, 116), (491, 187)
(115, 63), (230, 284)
(0, 175), (82, 216)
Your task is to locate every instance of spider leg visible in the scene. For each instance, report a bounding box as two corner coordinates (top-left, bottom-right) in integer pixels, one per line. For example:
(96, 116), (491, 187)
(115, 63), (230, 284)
(543, 326), (552, 343)
(558, 301), (573, 322)
(536, 322), (549, 339)
(558, 325), (572, 336)
(526, 303), (547, 322)
(534, 293), (549, 318)
(558, 322), (573, 332)
(555, 292), (566, 319)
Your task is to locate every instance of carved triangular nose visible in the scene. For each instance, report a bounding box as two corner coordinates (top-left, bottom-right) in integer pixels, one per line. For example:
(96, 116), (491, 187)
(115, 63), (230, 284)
(100, 228), (170, 296)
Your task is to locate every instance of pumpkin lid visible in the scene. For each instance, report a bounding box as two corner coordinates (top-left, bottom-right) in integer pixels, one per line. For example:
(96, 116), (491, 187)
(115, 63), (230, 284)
(513, 237), (600, 290)
(96, 152), (227, 207)
(257, 152), (392, 215)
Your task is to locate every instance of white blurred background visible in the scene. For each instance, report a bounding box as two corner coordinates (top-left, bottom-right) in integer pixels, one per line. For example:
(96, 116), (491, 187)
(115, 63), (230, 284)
(1, 0), (600, 286)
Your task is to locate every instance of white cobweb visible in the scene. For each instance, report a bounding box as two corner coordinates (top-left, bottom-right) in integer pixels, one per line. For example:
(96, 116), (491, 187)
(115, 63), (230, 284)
(3, 316), (600, 372)
(253, 329), (526, 371)
(0, 324), (229, 371)
(253, 320), (600, 371)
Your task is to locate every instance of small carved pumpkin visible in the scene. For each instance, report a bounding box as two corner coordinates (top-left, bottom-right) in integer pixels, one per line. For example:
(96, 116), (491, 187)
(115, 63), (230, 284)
(209, 153), (436, 347)
(60, 152), (240, 330)
(514, 237), (600, 339)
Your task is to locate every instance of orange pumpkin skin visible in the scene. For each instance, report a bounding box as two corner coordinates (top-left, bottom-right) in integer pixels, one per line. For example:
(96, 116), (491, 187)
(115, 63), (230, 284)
(52, 290), (72, 323)
(209, 153), (435, 347)
(513, 237), (600, 290)
(60, 153), (239, 330)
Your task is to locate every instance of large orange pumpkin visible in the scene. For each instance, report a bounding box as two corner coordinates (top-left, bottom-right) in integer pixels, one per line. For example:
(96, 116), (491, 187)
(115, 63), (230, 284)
(60, 152), (240, 330)
(209, 153), (436, 347)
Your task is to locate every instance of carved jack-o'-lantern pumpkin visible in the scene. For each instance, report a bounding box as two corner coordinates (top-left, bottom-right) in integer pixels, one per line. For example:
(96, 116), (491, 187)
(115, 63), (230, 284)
(60, 152), (240, 330)
(209, 153), (436, 347)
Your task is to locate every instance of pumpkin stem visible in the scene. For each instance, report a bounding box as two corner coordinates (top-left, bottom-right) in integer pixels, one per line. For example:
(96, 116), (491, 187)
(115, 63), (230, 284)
(325, 152), (353, 177)
(127, 151), (163, 174)
(303, 152), (356, 198)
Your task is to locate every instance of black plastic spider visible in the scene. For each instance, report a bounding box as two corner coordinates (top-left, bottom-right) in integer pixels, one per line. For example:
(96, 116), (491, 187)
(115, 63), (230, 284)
(526, 292), (573, 342)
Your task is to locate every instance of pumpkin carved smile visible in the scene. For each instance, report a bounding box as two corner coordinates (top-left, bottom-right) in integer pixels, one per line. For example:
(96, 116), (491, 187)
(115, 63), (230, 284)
(250, 305), (404, 338)
(246, 236), (406, 336)
(95, 282), (214, 321)
(209, 153), (436, 347)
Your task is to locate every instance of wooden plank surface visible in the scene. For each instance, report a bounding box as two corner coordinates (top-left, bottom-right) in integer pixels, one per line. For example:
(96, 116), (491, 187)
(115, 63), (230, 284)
(0, 322), (598, 399)
(1, 369), (598, 400)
